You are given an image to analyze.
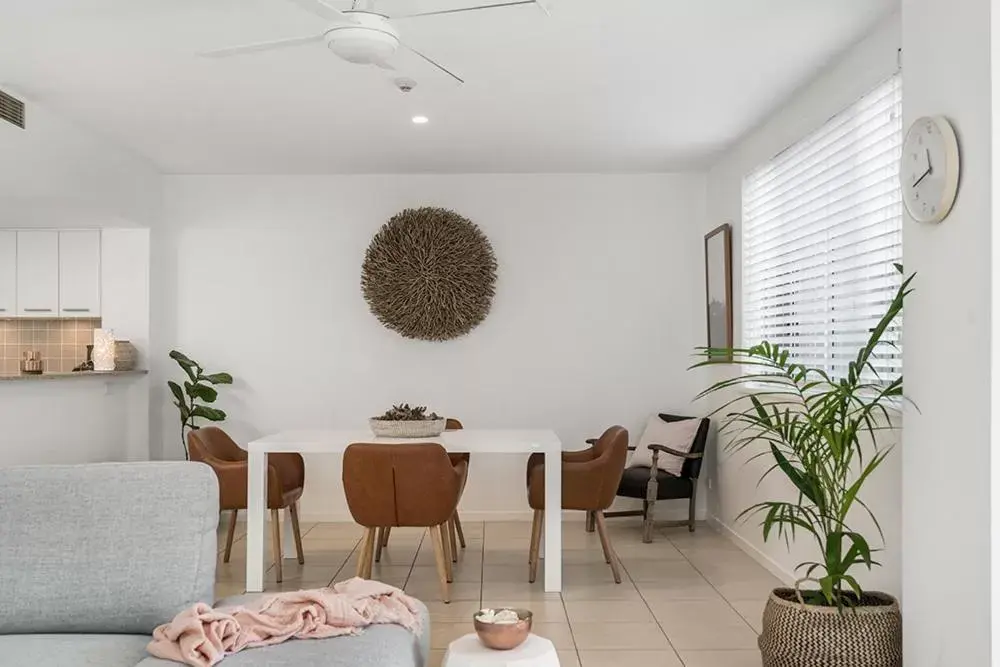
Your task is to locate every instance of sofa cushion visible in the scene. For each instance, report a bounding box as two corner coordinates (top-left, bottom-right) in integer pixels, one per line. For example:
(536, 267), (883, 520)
(136, 597), (431, 667)
(0, 462), (219, 635)
(0, 634), (152, 667)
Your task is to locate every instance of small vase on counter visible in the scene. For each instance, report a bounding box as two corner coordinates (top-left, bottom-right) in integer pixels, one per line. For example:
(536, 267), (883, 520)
(20, 351), (43, 375)
(114, 340), (137, 371)
(92, 328), (115, 371)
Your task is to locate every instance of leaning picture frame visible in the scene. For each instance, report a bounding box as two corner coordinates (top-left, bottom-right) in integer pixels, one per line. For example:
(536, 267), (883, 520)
(704, 223), (733, 361)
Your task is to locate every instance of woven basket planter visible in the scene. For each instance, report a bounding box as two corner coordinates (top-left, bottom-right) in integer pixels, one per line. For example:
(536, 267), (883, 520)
(760, 588), (901, 667)
(368, 418), (446, 438)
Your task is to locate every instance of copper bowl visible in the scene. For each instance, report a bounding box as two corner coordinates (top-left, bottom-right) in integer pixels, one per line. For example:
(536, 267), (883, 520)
(473, 608), (532, 650)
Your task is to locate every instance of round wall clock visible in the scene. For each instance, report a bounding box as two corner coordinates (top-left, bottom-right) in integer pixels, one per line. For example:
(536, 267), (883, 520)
(900, 115), (960, 224)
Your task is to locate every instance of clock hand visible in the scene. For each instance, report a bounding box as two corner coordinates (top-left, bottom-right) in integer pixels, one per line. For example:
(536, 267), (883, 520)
(913, 166), (932, 188)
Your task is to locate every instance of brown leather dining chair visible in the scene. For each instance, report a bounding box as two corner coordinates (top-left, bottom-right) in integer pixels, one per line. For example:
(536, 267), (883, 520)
(343, 442), (465, 603)
(525, 425), (629, 584)
(187, 426), (306, 583)
(377, 417), (469, 564)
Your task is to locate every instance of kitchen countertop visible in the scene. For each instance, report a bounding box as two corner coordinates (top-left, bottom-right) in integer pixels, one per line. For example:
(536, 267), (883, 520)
(0, 370), (148, 382)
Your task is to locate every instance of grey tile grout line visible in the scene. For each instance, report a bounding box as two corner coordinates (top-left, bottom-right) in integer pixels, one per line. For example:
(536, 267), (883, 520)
(664, 527), (762, 637)
(327, 537), (362, 586)
(401, 529), (425, 589)
(614, 540), (685, 667)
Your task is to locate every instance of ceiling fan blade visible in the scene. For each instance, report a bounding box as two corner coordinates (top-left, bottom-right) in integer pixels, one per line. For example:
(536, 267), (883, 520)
(283, 0), (355, 22)
(392, 0), (536, 20)
(199, 34), (324, 58)
(401, 43), (465, 84)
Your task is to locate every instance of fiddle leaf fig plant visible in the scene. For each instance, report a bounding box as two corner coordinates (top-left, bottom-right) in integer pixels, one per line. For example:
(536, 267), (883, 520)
(168, 350), (233, 460)
(691, 266), (912, 609)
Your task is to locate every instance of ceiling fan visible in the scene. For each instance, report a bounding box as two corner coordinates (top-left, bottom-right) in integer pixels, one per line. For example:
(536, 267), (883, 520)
(199, 0), (550, 85)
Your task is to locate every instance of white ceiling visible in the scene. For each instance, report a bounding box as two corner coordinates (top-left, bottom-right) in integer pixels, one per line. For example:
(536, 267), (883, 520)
(0, 0), (898, 174)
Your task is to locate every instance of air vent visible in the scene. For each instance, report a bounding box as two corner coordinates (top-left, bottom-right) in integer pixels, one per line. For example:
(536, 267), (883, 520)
(0, 90), (25, 129)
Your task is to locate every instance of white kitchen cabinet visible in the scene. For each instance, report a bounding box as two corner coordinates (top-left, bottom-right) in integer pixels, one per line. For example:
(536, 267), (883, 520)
(16, 231), (59, 317)
(0, 232), (15, 316)
(58, 230), (101, 317)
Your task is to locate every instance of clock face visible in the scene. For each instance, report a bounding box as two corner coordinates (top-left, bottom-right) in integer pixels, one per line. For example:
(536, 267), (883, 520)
(900, 116), (960, 224)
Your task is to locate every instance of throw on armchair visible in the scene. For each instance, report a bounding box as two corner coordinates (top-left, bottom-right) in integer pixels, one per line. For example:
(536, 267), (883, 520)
(604, 413), (711, 542)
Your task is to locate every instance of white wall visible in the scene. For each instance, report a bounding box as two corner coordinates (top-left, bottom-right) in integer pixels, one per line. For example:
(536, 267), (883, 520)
(902, 0), (992, 664)
(0, 92), (158, 466)
(0, 89), (161, 228)
(156, 173), (707, 521)
(698, 14), (903, 596)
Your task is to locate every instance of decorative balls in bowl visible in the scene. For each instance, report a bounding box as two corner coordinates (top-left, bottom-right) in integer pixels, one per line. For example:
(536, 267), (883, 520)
(473, 608), (532, 650)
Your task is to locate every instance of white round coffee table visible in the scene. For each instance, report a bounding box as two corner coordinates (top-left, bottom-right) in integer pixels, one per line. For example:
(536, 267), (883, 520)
(442, 633), (560, 667)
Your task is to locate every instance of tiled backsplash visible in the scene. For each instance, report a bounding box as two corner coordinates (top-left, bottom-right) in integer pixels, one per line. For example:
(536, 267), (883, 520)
(0, 319), (101, 374)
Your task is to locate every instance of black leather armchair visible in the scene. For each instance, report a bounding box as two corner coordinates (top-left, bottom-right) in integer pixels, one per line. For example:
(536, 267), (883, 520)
(601, 413), (711, 542)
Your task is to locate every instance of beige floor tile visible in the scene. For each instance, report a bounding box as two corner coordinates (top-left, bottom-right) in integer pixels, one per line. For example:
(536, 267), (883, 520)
(564, 599), (655, 624)
(557, 650), (582, 667)
(406, 580), (482, 602)
(481, 582), (561, 604)
(262, 578), (334, 593)
(482, 564), (530, 583)
(571, 621), (672, 651)
(560, 581), (643, 601)
(677, 650), (762, 667)
(711, 578), (782, 602)
(578, 650), (683, 667)
(264, 562), (341, 584)
(483, 549), (531, 566)
(531, 622), (575, 650)
(624, 559), (704, 583)
(493, 599), (568, 623)
(649, 600), (758, 650)
(365, 565), (411, 587)
(729, 599), (765, 634)
(563, 563), (626, 586)
(637, 578), (725, 602)
(423, 601), (484, 623)
(431, 622), (475, 649)
(410, 564), (482, 584)
(214, 581), (245, 599)
(302, 522), (365, 538)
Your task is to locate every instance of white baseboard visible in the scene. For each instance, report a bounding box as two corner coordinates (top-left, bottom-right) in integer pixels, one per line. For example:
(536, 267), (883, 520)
(708, 514), (795, 585)
(228, 508), (703, 524)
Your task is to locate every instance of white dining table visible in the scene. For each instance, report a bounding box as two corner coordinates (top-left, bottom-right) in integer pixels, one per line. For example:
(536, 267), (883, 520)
(243, 429), (566, 593)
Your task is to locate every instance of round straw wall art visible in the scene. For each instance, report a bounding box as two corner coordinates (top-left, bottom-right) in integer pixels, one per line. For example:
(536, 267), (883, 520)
(362, 207), (498, 341)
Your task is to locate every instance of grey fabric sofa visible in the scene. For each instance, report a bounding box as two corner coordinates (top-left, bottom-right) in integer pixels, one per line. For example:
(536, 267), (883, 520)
(0, 462), (430, 667)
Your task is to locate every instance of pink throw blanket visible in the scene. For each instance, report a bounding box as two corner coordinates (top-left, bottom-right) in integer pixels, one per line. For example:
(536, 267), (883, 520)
(147, 577), (423, 667)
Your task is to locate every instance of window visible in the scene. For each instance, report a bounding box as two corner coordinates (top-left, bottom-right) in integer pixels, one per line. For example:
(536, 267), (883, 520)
(741, 74), (903, 382)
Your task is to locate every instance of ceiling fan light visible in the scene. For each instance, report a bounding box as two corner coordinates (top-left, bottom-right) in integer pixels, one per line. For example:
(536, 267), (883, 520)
(324, 14), (400, 65)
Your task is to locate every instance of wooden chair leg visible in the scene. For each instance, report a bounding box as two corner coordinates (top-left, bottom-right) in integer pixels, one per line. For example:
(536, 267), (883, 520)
(594, 510), (622, 584)
(381, 526), (392, 547)
(585, 510), (595, 533)
(454, 512), (467, 548)
(375, 527), (385, 563)
(289, 502), (305, 565)
(357, 527), (377, 579)
(440, 522), (454, 582)
(528, 509), (543, 583)
(270, 509), (283, 583)
(448, 517), (459, 563)
(223, 509), (238, 563)
(429, 524), (451, 603)
(642, 497), (658, 543)
(688, 486), (698, 533)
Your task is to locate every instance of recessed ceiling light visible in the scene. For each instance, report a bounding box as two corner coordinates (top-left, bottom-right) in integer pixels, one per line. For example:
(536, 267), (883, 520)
(412, 115), (429, 125)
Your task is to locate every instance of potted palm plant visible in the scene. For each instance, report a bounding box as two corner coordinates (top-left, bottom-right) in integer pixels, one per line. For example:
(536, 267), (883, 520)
(691, 269), (910, 667)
